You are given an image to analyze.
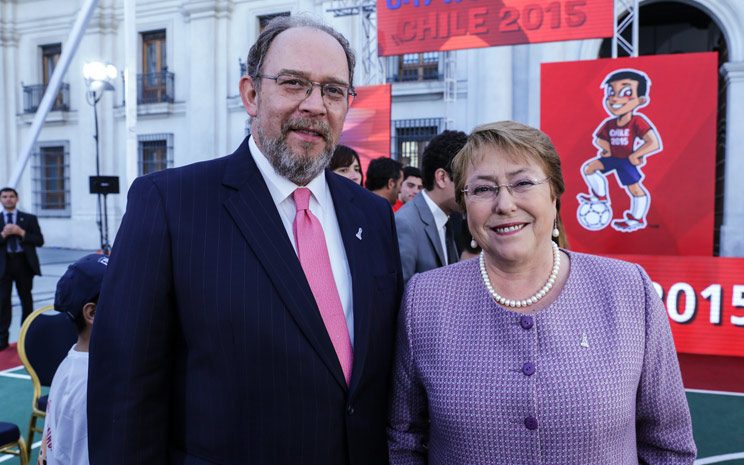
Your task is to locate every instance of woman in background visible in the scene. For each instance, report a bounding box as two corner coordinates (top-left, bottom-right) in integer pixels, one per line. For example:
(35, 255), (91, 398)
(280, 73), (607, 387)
(388, 121), (696, 464)
(330, 144), (363, 185)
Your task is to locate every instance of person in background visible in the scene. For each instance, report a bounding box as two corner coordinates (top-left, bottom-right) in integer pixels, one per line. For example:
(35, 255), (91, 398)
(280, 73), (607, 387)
(0, 187), (44, 351)
(38, 253), (108, 465)
(365, 156), (403, 206)
(330, 144), (363, 185)
(394, 130), (467, 285)
(388, 121), (696, 464)
(392, 167), (423, 212)
(89, 16), (402, 465)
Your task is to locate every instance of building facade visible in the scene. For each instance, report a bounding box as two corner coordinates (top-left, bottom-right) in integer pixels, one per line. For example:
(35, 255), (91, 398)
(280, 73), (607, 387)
(0, 0), (742, 255)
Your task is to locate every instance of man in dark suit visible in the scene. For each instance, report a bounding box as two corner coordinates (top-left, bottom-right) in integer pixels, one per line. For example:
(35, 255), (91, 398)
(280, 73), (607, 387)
(0, 187), (44, 351)
(88, 16), (403, 465)
(395, 130), (467, 285)
(365, 156), (403, 205)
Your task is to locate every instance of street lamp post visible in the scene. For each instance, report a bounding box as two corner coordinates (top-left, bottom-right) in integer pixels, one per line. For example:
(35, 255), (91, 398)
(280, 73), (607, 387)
(83, 61), (118, 255)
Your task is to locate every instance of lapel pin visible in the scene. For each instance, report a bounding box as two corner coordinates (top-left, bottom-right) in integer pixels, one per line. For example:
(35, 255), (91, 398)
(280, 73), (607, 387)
(356, 228), (363, 240)
(580, 332), (589, 348)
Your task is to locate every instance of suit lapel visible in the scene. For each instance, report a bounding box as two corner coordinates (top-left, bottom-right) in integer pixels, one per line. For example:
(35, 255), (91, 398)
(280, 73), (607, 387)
(327, 173), (370, 392)
(414, 194), (446, 267)
(446, 226), (459, 265)
(221, 141), (347, 390)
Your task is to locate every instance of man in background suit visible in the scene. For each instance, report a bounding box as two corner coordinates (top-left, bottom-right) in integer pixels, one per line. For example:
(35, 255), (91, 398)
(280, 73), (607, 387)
(0, 187), (44, 351)
(395, 130), (467, 285)
(88, 16), (403, 464)
(365, 156), (403, 206)
(392, 167), (423, 212)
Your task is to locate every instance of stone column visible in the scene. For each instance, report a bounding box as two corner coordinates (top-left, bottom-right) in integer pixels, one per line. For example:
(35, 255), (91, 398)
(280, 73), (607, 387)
(466, 45), (513, 130)
(0, 2), (19, 182)
(719, 61), (744, 256)
(181, 0), (232, 164)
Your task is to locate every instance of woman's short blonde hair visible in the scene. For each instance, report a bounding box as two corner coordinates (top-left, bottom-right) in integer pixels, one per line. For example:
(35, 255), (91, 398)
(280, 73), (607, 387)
(451, 121), (567, 241)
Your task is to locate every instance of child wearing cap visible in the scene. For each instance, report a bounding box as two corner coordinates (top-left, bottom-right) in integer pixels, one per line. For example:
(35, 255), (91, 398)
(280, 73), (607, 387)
(37, 254), (108, 465)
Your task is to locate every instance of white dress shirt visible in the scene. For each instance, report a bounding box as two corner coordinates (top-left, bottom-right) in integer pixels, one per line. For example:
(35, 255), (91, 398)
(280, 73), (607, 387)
(249, 136), (355, 346)
(421, 190), (450, 265)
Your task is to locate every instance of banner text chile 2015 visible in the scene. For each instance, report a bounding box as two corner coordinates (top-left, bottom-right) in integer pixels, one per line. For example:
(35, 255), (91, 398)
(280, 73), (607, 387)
(377, 0), (613, 56)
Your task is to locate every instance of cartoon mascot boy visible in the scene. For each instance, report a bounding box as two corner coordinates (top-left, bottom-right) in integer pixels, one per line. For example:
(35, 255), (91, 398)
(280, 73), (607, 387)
(578, 68), (662, 232)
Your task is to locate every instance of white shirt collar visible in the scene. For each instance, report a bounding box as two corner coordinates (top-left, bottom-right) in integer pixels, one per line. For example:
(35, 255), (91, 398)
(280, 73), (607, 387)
(421, 190), (449, 231)
(248, 135), (330, 210)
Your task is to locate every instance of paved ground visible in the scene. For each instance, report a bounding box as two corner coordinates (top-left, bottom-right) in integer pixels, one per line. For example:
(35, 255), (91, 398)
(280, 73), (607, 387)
(6, 247), (95, 344)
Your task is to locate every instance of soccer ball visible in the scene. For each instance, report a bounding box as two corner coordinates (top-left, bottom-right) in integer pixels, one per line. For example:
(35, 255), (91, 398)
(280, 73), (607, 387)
(577, 201), (612, 231)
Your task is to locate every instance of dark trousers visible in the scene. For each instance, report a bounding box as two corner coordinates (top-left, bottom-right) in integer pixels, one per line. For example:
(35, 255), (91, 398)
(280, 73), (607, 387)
(0, 253), (35, 345)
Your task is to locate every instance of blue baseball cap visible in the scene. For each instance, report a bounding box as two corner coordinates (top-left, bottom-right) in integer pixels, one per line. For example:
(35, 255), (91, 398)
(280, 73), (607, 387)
(54, 254), (109, 320)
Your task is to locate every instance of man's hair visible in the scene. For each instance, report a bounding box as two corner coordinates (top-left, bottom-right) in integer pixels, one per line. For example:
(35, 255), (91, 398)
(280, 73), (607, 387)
(365, 157), (403, 191)
(421, 130), (468, 191)
(0, 187), (18, 196)
(605, 70), (649, 97)
(245, 15), (356, 92)
(402, 166), (422, 181)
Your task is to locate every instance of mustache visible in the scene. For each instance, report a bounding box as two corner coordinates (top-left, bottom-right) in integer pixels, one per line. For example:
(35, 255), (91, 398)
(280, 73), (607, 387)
(281, 117), (332, 144)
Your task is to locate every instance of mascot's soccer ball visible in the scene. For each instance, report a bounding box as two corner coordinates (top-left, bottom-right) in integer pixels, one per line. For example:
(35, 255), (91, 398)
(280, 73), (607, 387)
(577, 201), (612, 231)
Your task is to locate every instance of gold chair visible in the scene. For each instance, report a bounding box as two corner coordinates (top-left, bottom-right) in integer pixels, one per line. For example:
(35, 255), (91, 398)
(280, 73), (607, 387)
(0, 422), (29, 465)
(16, 305), (77, 454)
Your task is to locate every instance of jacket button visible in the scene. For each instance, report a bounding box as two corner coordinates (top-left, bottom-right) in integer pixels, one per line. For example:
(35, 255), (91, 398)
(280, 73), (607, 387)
(347, 405), (355, 416)
(522, 362), (535, 376)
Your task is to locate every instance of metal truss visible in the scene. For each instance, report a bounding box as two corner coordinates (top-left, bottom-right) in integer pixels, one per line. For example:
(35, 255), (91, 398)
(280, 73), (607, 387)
(613, 0), (640, 58)
(327, 0), (385, 85)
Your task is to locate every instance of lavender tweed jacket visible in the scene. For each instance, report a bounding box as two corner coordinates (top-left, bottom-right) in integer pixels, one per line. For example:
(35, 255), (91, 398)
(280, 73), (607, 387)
(388, 250), (696, 464)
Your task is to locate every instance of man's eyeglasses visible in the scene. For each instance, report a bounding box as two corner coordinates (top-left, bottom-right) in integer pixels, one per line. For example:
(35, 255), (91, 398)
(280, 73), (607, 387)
(462, 177), (551, 202)
(258, 74), (357, 107)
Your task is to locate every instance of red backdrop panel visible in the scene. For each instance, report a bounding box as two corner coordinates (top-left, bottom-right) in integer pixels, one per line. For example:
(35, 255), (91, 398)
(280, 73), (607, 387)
(541, 53), (718, 256)
(377, 0), (613, 56)
(339, 84), (392, 173)
(613, 255), (744, 357)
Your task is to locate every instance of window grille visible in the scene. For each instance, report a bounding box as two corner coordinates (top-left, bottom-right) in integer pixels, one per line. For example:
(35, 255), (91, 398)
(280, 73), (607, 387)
(392, 118), (444, 168)
(139, 29), (173, 104)
(22, 83), (70, 113)
(32, 141), (70, 217)
(138, 134), (174, 176)
(386, 53), (442, 83)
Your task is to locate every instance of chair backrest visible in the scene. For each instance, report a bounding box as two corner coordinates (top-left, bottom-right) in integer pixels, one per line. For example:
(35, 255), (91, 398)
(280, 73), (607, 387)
(18, 306), (77, 388)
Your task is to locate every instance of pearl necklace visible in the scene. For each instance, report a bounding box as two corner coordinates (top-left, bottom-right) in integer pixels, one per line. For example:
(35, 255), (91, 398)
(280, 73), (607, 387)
(479, 241), (560, 308)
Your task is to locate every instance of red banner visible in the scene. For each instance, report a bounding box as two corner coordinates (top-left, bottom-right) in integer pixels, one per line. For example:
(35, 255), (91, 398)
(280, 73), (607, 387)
(541, 53), (718, 255)
(377, 0), (613, 56)
(339, 84), (392, 173)
(613, 255), (744, 357)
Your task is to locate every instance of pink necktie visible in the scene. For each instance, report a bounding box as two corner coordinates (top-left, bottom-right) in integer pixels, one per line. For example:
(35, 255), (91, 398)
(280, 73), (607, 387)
(293, 188), (353, 385)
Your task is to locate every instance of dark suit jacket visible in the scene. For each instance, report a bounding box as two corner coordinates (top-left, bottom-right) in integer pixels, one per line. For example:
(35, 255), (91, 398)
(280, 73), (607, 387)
(394, 193), (458, 285)
(0, 211), (44, 276)
(88, 137), (403, 465)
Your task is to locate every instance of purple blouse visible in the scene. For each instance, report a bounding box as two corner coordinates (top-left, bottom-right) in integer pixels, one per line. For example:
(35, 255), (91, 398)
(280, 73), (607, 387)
(388, 250), (696, 464)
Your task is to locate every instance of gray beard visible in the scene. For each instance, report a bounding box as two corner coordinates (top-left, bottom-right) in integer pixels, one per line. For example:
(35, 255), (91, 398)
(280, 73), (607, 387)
(253, 117), (335, 186)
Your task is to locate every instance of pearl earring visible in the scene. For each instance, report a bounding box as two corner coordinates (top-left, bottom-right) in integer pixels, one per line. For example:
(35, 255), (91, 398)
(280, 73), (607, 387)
(552, 218), (560, 238)
(470, 239), (478, 249)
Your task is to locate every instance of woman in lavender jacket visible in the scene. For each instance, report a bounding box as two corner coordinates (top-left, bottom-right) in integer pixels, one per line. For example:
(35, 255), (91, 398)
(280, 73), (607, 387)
(387, 121), (696, 464)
